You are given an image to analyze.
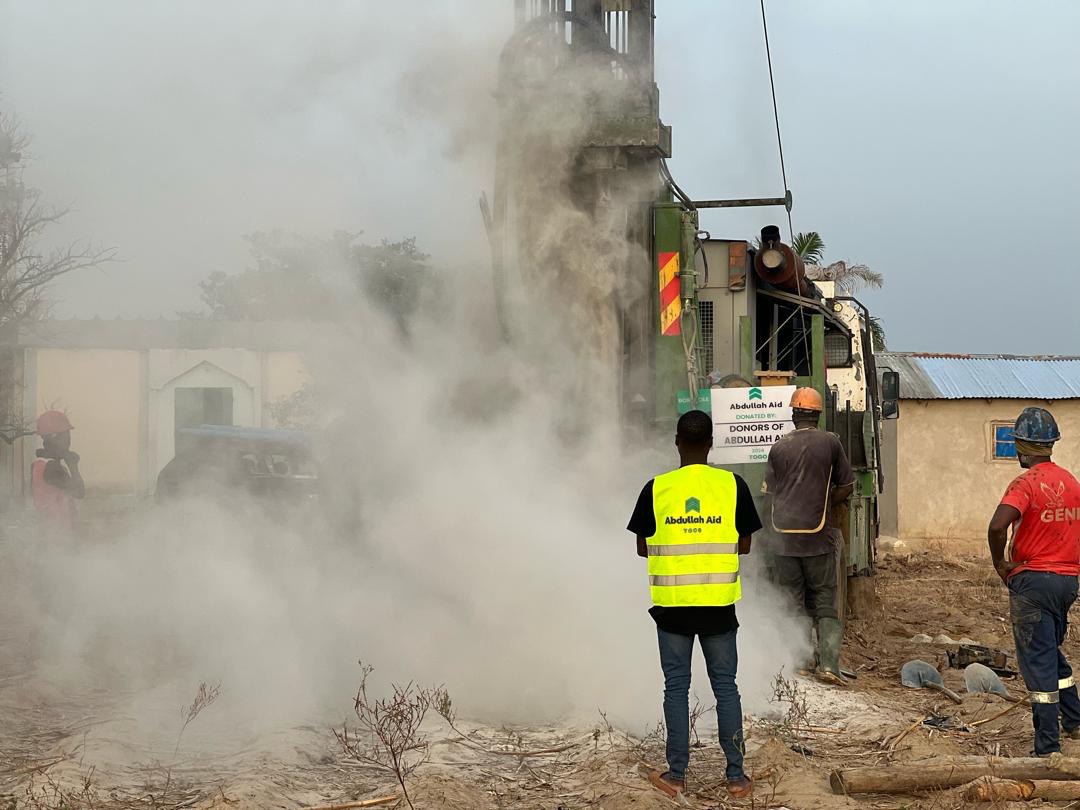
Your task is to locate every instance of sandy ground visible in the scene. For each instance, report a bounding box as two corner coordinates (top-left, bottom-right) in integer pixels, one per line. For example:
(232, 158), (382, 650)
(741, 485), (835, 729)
(1, 532), (1072, 809)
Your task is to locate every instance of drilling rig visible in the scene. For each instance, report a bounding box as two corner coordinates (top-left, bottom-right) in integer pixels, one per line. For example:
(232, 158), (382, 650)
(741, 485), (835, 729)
(486, 0), (897, 588)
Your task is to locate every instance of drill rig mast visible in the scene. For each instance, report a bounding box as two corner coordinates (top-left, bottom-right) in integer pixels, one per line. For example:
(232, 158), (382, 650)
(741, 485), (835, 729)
(488, 1), (893, 584)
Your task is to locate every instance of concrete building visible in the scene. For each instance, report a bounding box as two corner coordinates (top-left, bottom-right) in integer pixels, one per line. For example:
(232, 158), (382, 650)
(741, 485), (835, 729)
(878, 352), (1080, 540)
(0, 320), (316, 505)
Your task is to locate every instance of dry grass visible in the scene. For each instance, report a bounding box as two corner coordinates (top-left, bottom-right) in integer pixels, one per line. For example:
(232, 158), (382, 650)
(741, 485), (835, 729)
(335, 663), (447, 810)
(767, 669), (810, 740)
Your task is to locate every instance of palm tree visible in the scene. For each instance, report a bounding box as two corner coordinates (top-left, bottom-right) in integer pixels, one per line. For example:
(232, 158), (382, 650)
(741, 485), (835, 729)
(793, 231), (887, 351)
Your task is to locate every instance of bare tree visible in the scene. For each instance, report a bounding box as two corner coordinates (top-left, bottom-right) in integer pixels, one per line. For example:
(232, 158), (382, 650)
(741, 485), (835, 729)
(0, 108), (114, 443)
(0, 109), (114, 328)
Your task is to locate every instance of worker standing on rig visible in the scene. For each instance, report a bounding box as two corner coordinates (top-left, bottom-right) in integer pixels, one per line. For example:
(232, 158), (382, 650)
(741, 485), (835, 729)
(627, 410), (758, 799)
(763, 387), (854, 685)
(988, 407), (1080, 757)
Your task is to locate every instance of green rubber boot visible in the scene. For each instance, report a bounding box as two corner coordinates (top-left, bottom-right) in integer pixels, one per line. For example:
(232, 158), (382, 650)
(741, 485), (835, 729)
(816, 618), (845, 684)
(800, 622), (820, 674)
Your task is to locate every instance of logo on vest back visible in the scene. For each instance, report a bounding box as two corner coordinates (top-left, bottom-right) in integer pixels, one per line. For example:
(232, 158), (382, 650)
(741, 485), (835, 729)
(667, 497), (722, 526)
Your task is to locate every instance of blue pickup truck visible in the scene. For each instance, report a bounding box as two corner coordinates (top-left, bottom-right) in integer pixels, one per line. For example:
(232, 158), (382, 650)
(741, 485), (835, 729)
(155, 425), (319, 506)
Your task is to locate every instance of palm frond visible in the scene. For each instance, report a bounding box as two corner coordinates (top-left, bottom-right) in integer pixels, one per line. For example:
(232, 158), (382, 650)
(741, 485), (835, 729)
(823, 261), (884, 293)
(840, 263), (884, 290)
(792, 231), (825, 265)
(869, 316), (887, 351)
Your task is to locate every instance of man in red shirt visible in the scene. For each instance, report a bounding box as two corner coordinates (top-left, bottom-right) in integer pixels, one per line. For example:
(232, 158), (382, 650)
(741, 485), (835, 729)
(30, 410), (84, 531)
(988, 407), (1080, 756)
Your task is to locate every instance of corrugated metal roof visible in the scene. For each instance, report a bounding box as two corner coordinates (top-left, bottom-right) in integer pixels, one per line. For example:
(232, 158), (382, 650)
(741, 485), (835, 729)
(876, 353), (1080, 400)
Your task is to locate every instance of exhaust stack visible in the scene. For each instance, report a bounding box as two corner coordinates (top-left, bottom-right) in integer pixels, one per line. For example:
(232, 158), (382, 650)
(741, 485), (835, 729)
(754, 225), (811, 296)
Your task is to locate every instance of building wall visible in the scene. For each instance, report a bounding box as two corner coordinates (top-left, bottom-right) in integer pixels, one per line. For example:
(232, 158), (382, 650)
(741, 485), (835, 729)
(16, 347), (310, 500)
(895, 398), (1080, 539)
(147, 349), (262, 487)
(264, 352), (308, 420)
(31, 349), (142, 495)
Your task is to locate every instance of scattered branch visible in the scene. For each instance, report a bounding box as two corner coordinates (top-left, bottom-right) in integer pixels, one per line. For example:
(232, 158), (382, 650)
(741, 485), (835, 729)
(688, 697), (714, 749)
(768, 668), (811, 741)
(22, 764), (99, 810)
(335, 663), (446, 810)
(160, 681), (222, 803)
(303, 798), (398, 810)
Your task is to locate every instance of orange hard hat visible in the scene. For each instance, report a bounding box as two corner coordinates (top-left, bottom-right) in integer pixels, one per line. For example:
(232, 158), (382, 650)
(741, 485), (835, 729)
(790, 387), (824, 413)
(37, 410), (73, 435)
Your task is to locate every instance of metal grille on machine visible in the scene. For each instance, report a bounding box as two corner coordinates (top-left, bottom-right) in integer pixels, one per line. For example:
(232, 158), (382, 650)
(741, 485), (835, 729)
(824, 332), (852, 368)
(699, 300), (714, 374)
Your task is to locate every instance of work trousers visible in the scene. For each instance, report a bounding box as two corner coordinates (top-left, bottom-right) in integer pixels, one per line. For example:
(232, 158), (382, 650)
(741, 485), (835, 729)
(1009, 571), (1080, 755)
(769, 549), (839, 621)
(656, 627), (745, 781)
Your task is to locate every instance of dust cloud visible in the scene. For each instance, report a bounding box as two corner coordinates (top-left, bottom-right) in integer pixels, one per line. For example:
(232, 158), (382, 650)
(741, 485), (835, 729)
(0, 0), (810, 754)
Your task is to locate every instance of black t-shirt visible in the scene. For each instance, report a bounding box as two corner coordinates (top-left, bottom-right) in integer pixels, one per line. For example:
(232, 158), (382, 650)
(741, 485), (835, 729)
(765, 428), (854, 557)
(627, 472), (762, 637)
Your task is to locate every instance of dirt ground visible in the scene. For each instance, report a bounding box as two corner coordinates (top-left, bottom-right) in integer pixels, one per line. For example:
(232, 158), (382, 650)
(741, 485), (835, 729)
(2, 535), (1074, 809)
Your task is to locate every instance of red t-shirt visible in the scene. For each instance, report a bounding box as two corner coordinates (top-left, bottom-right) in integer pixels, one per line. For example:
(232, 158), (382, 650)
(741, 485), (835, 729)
(1000, 461), (1080, 577)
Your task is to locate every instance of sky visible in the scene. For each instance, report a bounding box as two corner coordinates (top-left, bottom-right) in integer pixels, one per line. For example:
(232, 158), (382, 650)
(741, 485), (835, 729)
(1, 0), (1078, 354)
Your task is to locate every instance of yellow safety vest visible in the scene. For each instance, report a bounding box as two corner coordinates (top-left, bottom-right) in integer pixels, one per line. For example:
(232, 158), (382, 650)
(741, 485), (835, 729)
(647, 465), (741, 607)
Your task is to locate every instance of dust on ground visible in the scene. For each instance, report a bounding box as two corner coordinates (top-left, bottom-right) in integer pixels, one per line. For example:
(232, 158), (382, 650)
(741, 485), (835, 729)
(1, 533), (1068, 809)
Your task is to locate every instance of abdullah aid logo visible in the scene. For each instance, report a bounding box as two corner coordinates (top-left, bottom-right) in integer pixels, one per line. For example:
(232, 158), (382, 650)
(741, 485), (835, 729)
(748, 388), (763, 401)
(666, 496), (721, 526)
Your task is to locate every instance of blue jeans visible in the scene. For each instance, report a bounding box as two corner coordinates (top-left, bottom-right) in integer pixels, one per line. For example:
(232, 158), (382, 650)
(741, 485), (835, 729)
(657, 627), (745, 780)
(1009, 571), (1080, 755)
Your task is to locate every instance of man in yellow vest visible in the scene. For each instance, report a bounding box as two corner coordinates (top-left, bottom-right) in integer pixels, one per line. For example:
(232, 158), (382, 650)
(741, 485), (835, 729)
(627, 409), (760, 799)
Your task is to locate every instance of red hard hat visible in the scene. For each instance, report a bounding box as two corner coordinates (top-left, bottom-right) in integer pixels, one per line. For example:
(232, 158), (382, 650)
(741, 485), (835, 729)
(37, 410), (73, 435)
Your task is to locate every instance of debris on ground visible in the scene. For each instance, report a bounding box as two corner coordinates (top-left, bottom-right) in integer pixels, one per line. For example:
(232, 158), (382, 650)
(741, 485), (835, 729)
(1, 536), (1073, 808)
(901, 659), (963, 703)
(964, 662), (1010, 697)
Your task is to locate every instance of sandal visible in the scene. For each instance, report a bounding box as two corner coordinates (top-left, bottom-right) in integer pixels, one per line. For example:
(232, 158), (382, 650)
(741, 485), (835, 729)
(658, 771), (686, 792)
(727, 775), (753, 798)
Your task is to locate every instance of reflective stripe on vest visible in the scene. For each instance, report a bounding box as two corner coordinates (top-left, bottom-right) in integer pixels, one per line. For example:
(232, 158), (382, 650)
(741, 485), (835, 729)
(650, 572), (739, 586)
(647, 542), (739, 556)
(1061, 677), (1076, 690)
(648, 465), (741, 607)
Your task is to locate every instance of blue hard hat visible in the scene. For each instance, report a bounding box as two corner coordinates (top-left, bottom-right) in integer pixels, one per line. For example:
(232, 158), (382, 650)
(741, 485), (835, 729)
(1014, 407), (1061, 443)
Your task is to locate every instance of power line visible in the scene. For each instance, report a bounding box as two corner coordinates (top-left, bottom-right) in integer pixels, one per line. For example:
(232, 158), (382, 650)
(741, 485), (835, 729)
(759, 0), (814, 385)
(759, 0), (794, 242)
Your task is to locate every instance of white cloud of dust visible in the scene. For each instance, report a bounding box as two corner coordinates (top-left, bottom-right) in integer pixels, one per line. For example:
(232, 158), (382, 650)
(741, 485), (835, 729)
(0, 0), (811, 756)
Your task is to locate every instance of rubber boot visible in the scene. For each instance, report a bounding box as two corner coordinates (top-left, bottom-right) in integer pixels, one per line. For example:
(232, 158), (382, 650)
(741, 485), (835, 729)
(816, 618), (846, 685)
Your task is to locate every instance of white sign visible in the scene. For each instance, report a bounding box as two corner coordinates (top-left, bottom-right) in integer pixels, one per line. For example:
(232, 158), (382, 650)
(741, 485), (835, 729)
(709, 386), (796, 465)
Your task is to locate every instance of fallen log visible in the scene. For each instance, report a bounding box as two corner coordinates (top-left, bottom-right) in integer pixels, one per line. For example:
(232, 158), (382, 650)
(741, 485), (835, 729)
(830, 755), (1080, 795)
(962, 777), (1080, 802)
